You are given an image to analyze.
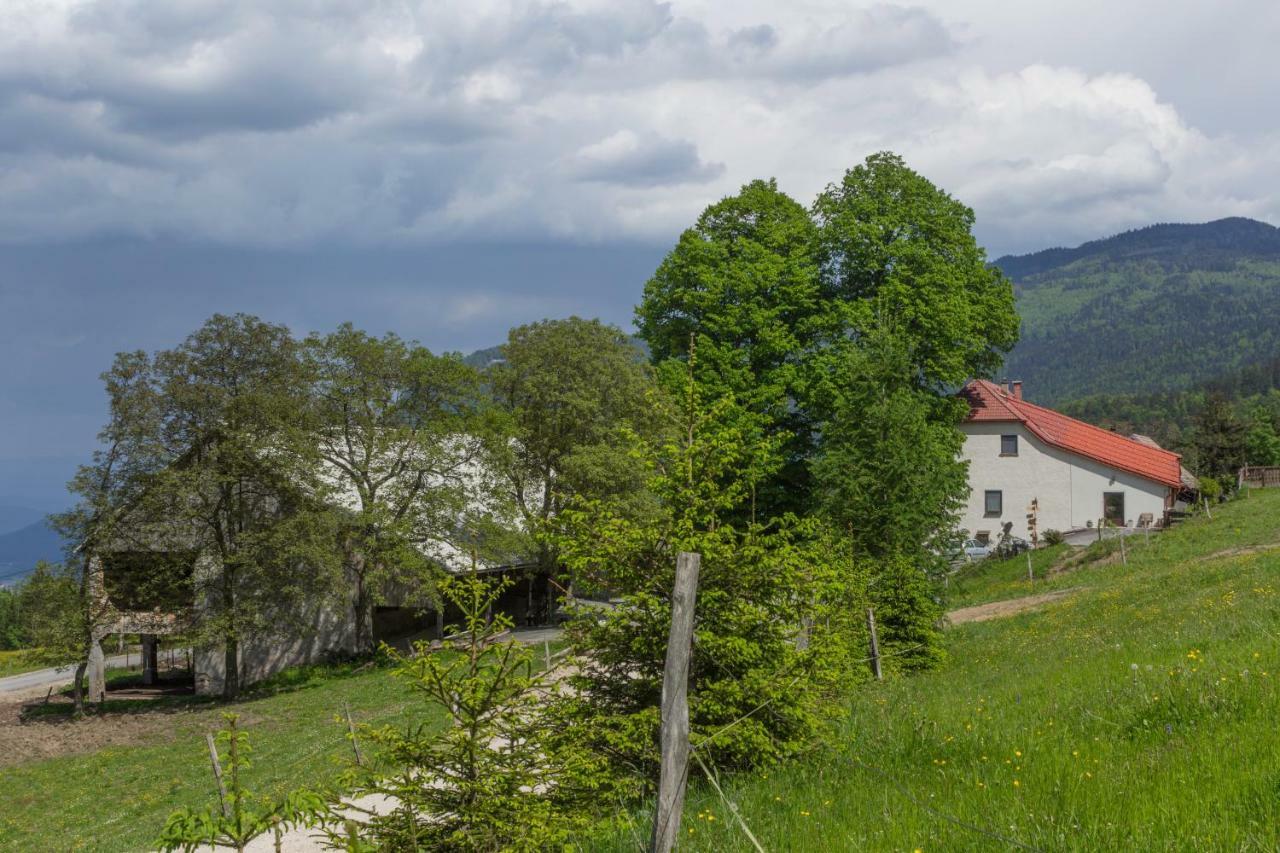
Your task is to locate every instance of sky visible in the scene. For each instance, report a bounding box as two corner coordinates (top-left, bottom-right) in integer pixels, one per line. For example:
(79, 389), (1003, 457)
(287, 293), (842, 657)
(2, 0), (1279, 509)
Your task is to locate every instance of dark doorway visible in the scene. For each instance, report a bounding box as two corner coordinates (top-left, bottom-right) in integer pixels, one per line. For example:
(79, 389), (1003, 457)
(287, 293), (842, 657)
(1103, 492), (1126, 527)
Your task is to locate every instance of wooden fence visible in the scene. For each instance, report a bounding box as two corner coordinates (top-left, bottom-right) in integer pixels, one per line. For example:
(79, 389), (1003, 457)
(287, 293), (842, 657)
(1240, 466), (1280, 489)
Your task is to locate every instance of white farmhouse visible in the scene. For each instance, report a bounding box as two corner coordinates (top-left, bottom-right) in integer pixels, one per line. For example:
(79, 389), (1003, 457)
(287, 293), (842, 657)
(957, 379), (1186, 542)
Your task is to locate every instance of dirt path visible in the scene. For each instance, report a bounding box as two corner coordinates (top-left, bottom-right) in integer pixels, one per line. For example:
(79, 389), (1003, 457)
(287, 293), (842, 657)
(947, 587), (1083, 625)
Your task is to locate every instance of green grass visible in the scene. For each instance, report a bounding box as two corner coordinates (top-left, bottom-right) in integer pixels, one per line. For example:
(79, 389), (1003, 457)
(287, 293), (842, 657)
(0, 649), (42, 678)
(946, 543), (1073, 609)
(0, 659), (447, 852)
(588, 488), (1280, 850)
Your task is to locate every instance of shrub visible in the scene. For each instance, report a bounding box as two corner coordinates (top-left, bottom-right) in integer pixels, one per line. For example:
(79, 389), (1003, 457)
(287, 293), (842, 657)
(1043, 529), (1065, 546)
(868, 552), (945, 672)
(1199, 476), (1223, 504)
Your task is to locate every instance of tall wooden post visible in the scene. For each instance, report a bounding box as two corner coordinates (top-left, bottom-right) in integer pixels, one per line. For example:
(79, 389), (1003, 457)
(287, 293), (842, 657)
(87, 639), (107, 704)
(650, 551), (700, 853)
(866, 607), (883, 681)
(206, 733), (230, 818)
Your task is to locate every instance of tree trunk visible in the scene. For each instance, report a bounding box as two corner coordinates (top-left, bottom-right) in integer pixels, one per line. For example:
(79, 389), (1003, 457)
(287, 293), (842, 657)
(71, 660), (88, 716)
(223, 635), (240, 700)
(353, 573), (373, 655)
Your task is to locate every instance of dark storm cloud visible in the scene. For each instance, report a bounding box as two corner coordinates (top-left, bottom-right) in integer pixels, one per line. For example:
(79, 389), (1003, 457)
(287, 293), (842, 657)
(570, 132), (724, 186)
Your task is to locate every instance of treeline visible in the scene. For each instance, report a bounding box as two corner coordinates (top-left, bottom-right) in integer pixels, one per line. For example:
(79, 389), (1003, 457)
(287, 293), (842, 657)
(58, 152), (1020, 848)
(1061, 354), (1280, 484)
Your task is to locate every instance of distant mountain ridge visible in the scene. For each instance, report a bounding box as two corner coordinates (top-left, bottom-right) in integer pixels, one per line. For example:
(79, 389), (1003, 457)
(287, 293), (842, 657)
(463, 335), (649, 370)
(995, 217), (1280, 406)
(0, 505), (49, 537)
(0, 520), (66, 586)
(995, 217), (1280, 281)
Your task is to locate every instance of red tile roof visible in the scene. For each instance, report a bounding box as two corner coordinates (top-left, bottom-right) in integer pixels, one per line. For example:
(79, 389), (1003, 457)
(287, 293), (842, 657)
(960, 379), (1184, 489)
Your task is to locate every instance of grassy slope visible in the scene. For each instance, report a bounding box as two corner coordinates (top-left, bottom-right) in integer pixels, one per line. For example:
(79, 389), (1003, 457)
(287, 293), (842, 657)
(0, 661), (447, 852)
(946, 543), (1073, 610)
(594, 489), (1280, 850)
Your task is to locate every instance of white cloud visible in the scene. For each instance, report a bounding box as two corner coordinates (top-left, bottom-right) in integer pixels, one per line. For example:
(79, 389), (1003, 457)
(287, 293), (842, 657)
(0, 0), (1277, 254)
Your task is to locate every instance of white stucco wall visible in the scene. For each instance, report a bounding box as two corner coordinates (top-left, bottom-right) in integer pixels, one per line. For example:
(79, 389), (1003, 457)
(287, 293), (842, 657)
(958, 422), (1172, 540)
(192, 555), (358, 696)
(194, 597), (357, 696)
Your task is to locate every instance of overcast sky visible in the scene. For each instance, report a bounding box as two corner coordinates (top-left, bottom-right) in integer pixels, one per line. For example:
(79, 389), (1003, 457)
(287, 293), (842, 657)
(3, 0), (1279, 508)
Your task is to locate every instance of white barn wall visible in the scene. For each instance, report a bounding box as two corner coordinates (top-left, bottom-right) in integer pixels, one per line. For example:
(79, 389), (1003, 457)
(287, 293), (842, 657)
(959, 422), (1171, 539)
(193, 569), (358, 696)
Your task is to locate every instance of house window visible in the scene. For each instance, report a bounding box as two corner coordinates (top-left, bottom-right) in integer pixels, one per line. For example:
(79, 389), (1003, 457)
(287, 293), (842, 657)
(1000, 434), (1019, 456)
(975, 530), (991, 545)
(1103, 492), (1125, 527)
(984, 490), (1003, 517)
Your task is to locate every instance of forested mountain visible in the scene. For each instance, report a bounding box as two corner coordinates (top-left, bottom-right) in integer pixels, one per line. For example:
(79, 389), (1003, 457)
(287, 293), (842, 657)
(996, 217), (1280, 405)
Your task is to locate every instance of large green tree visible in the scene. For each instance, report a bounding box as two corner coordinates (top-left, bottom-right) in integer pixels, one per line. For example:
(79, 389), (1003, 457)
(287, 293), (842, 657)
(635, 153), (1017, 663)
(52, 348), (165, 711)
(104, 315), (344, 699)
(303, 324), (489, 652)
(486, 317), (662, 579)
(637, 179), (822, 513)
(811, 151), (1018, 390)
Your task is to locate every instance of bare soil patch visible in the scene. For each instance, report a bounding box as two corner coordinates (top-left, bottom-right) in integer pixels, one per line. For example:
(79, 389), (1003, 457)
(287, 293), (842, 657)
(947, 587), (1083, 625)
(0, 680), (230, 768)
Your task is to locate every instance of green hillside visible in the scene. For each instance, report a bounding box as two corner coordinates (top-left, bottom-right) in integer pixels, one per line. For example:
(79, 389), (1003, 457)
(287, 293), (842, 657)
(996, 217), (1280, 405)
(595, 488), (1280, 850)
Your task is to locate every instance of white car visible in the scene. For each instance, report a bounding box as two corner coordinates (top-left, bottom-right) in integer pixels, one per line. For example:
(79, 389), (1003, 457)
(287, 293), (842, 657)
(960, 538), (993, 561)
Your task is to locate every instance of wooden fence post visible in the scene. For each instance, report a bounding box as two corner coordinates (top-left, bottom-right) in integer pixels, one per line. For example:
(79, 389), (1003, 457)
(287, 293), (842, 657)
(1120, 532), (1127, 566)
(867, 607), (883, 681)
(344, 702), (364, 767)
(206, 733), (230, 818)
(650, 551), (700, 853)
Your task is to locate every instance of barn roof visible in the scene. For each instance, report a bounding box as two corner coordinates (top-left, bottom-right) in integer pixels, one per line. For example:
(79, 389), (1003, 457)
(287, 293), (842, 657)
(960, 379), (1184, 489)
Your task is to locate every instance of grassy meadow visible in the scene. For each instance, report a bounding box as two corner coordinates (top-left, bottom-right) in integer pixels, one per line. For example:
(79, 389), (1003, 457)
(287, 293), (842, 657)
(0, 660), (449, 852)
(591, 488), (1280, 850)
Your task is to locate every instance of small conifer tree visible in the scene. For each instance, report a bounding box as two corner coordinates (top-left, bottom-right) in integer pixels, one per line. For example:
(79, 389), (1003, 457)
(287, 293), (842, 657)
(315, 572), (611, 851)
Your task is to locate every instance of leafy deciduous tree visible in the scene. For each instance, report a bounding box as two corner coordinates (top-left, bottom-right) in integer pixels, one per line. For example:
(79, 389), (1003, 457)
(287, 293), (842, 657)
(109, 315), (344, 699)
(487, 317), (661, 581)
(637, 179), (823, 515)
(304, 324), (489, 652)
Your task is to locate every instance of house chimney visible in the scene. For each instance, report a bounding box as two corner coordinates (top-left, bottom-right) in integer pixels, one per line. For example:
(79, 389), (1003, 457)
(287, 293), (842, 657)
(1011, 380), (1023, 400)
